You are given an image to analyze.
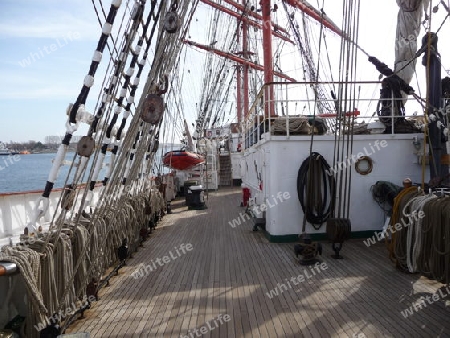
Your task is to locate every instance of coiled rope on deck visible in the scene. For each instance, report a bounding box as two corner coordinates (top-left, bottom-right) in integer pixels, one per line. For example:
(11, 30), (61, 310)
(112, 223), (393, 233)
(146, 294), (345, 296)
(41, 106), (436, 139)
(0, 245), (47, 337)
(403, 193), (438, 272)
(389, 188), (450, 284)
(389, 187), (420, 269)
(428, 197), (450, 282)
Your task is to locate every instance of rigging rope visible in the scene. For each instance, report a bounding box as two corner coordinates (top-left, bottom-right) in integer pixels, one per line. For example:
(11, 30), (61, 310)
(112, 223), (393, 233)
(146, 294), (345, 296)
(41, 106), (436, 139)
(282, 2), (334, 117)
(2, 3), (202, 336)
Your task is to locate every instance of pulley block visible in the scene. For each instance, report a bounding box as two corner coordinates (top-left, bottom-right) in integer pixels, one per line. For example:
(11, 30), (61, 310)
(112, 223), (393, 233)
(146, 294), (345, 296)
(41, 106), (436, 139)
(77, 136), (96, 157)
(164, 11), (180, 33)
(141, 94), (164, 125)
(326, 218), (351, 259)
(326, 218), (351, 243)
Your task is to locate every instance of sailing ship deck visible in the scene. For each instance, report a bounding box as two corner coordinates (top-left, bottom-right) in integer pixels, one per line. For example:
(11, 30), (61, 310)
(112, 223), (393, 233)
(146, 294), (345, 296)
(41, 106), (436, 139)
(66, 188), (450, 338)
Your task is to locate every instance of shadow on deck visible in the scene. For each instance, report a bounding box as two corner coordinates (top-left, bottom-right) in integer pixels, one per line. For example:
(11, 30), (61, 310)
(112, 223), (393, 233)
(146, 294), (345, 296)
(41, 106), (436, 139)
(67, 188), (450, 338)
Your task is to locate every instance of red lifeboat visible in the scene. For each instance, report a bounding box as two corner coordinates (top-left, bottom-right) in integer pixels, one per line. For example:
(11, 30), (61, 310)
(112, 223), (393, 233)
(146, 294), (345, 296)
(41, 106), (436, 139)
(162, 150), (205, 170)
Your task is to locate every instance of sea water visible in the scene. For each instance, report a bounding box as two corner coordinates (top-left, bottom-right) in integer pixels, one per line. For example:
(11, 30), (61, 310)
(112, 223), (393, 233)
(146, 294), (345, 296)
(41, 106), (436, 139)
(0, 149), (171, 194)
(0, 152), (108, 194)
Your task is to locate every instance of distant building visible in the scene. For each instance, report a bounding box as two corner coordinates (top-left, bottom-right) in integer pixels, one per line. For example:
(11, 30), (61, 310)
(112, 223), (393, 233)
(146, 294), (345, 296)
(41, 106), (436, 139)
(45, 135), (83, 145)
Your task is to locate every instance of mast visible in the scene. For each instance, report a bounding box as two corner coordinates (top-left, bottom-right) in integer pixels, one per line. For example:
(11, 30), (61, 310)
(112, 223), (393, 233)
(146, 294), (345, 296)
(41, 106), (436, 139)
(261, 0), (275, 117)
(236, 4), (242, 124)
(191, 0), (295, 134)
(236, 52), (243, 124)
(184, 40), (296, 82)
(421, 32), (445, 183)
(393, 0), (447, 184)
(242, 0), (250, 119)
(235, 0), (250, 123)
(283, 0), (344, 37)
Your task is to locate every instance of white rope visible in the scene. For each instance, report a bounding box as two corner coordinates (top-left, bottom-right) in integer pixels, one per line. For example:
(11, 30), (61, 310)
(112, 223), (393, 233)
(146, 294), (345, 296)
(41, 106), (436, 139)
(402, 192), (437, 272)
(0, 244), (47, 337)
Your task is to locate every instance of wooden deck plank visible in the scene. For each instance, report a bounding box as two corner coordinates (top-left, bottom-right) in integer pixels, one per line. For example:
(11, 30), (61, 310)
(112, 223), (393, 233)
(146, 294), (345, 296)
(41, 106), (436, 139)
(66, 188), (450, 338)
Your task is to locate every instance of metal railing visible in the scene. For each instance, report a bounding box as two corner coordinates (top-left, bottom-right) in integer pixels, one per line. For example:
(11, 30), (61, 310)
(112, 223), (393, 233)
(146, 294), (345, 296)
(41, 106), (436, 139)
(240, 81), (429, 149)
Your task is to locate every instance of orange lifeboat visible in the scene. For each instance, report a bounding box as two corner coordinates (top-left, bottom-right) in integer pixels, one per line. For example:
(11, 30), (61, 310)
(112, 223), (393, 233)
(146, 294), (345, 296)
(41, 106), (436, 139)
(162, 150), (204, 170)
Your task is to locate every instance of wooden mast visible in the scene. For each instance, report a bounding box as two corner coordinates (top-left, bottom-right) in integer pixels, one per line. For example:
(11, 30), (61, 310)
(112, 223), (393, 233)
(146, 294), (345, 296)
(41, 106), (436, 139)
(242, 0), (250, 119)
(261, 0), (275, 117)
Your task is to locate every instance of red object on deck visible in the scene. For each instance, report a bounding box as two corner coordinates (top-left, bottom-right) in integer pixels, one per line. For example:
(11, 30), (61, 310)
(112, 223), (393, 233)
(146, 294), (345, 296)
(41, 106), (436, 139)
(242, 187), (251, 207)
(162, 151), (205, 171)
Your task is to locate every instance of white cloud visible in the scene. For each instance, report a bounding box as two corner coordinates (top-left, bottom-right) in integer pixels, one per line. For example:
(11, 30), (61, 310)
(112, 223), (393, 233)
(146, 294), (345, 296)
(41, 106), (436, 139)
(0, 86), (76, 100)
(0, 15), (98, 41)
(0, 71), (76, 99)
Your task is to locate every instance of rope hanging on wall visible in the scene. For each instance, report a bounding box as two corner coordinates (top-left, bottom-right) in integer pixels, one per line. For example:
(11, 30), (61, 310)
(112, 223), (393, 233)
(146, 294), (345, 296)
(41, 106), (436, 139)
(297, 152), (335, 229)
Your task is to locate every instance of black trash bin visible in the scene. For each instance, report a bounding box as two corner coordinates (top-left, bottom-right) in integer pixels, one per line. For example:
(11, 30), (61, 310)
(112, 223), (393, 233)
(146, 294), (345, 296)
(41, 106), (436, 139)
(187, 185), (207, 210)
(184, 180), (198, 205)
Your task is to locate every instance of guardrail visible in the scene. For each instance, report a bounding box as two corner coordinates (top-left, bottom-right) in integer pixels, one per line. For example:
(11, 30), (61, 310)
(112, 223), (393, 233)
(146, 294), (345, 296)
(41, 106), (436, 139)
(239, 81), (430, 149)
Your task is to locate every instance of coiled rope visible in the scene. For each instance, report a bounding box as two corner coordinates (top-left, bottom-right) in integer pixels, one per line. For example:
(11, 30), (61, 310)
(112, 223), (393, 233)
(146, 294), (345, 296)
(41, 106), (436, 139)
(388, 188), (450, 284)
(403, 193), (438, 272)
(389, 186), (419, 269)
(297, 152), (335, 229)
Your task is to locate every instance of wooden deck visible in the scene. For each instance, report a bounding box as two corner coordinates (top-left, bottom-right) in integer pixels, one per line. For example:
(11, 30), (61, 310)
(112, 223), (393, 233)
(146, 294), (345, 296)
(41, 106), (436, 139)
(67, 188), (450, 338)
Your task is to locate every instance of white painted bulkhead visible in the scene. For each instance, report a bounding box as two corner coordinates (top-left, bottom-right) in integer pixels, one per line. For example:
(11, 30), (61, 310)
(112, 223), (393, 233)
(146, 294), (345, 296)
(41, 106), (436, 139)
(241, 132), (429, 238)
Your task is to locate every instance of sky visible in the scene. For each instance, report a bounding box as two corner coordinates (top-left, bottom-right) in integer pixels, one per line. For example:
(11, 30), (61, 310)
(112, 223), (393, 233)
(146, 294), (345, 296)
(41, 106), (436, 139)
(0, 0), (102, 143)
(0, 0), (449, 143)
(0, 0), (209, 144)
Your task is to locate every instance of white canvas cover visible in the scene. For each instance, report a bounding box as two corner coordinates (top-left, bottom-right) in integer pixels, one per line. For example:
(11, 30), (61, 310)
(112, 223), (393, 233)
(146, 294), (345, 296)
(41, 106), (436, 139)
(394, 0), (430, 85)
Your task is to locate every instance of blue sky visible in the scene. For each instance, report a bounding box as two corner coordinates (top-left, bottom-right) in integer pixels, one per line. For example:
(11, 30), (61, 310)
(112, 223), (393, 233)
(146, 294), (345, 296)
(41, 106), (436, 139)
(0, 0), (103, 142)
(1, 0), (449, 143)
(0, 0), (212, 144)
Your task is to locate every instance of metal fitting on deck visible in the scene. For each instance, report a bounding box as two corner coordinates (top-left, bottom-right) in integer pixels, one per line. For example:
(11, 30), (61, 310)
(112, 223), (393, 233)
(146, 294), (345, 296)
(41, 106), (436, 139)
(0, 262), (18, 276)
